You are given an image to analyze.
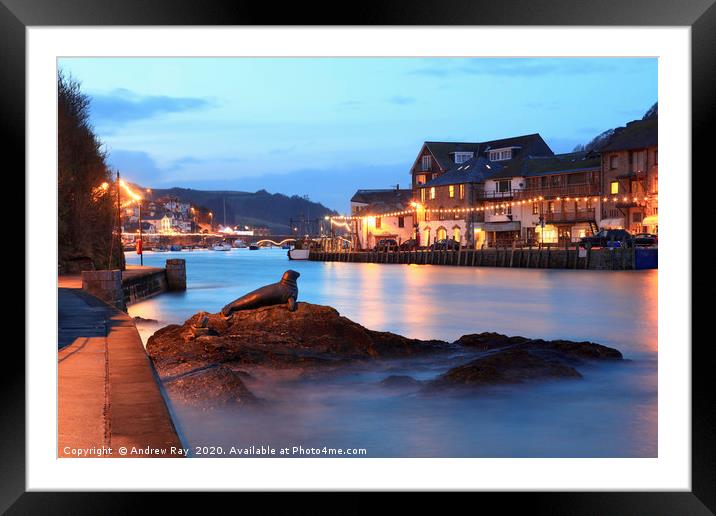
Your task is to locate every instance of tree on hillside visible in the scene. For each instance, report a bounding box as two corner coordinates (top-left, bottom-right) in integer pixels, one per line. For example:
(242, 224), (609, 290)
(58, 71), (124, 271)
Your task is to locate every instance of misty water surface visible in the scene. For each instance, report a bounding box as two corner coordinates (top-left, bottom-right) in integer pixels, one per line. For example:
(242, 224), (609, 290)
(126, 248), (657, 457)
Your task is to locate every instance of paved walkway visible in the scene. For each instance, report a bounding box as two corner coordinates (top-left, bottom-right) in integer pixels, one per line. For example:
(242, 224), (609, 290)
(58, 285), (183, 458)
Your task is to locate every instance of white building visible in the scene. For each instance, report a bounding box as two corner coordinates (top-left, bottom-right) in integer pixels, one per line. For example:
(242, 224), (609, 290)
(350, 188), (415, 250)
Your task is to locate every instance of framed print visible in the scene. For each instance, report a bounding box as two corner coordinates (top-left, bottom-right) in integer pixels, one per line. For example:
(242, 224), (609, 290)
(6, 0), (709, 509)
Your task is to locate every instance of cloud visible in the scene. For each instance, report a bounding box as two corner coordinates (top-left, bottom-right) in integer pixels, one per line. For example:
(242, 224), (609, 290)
(388, 95), (416, 105)
(409, 58), (625, 78)
(107, 149), (164, 180)
(89, 88), (215, 129)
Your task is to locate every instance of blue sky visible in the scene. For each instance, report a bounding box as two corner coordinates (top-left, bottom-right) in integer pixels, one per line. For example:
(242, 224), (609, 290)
(59, 57), (657, 211)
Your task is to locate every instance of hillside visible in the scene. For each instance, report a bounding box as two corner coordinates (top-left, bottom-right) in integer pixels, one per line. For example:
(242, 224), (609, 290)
(144, 187), (337, 232)
(574, 102), (657, 152)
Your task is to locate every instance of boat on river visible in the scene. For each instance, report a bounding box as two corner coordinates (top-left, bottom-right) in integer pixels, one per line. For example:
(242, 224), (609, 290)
(212, 242), (232, 251)
(249, 244), (260, 250)
(288, 238), (311, 260)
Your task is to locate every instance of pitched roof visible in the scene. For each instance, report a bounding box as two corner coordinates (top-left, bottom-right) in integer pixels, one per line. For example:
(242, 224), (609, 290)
(422, 156), (501, 186)
(350, 188), (413, 205)
(422, 133), (554, 171)
(423, 142), (482, 170)
(600, 118), (658, 152)
(480, 133), (554, 157)
(489, 151), (601, 179)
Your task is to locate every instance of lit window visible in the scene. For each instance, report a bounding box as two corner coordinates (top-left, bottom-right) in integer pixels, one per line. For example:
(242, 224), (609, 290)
(532, 202), (539, 215)
(610, 181), (619, 195)
(449, 185), (455, 198)
(459, 184), (465, 199)
(398, 216), (405, 228)
(429, 187), (436, 200)
(375, 217), (381, 229)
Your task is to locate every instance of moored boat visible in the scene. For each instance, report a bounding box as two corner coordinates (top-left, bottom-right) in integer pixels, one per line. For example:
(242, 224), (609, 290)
(288, 248), (310, 260)
(212, 242), (232, 251)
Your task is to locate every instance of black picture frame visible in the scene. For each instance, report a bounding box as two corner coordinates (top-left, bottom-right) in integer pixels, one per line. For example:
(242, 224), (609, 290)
(6, 0), (706, 509)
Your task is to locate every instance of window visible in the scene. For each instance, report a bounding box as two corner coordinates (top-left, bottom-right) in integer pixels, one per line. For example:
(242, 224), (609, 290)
(609, 155), (619, 169)
(459, 184), (465, 199)
(632, 212), (642, 223)
(449, 185), (455, 198)
(453, 227), (461, 242)
(421, 155), (432, 171)
(454, 152), (473, 164)
(398, 216), (405, 228)
(437, 227), (447, 240)
(415, 174), (426, 185)
(453, 206), (461, 220)
(375, 217), (381, 229)
(532, 202), (539, 215)
(610, 181), (619, 195)
(420, 188), (426, 203)
(438, 206), (445, 220)
(429, 187), (436, 200)
(489, 149), (512, 161)
(548, 201), (555, 214)
(497, 180), (511, 193)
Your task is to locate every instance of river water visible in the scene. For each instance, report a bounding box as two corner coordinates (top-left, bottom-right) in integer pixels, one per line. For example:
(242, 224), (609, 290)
(126, 249), (657, 457)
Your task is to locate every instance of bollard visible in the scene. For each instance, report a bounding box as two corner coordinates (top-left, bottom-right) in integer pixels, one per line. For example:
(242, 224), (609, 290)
(165, 259), (187, 291)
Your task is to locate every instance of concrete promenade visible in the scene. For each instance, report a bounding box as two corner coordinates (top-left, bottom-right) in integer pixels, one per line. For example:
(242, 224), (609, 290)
(58, 275), (183, 458)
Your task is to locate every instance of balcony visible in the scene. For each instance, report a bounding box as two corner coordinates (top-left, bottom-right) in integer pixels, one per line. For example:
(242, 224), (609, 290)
(476, 190), (515, 200)
(545, 208), (596, 224)
(512, 183), (600, 200)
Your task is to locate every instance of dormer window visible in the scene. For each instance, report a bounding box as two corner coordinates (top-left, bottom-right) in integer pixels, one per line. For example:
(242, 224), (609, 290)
(421, 155), (432, 171)
(489, 147), (516, 161)
(453, 151), (474, 164)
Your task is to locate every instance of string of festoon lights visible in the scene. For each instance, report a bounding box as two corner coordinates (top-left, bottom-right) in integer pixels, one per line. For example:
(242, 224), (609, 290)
(326, 195), (658, 222)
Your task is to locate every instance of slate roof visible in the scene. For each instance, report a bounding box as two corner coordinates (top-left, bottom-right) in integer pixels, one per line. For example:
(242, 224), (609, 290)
(599, 118), (658, 152)
(422, 157), (501, 187)
(488, 151), (601, 179)
(350, 188), (413, 205)
(422, 133), (554, 171)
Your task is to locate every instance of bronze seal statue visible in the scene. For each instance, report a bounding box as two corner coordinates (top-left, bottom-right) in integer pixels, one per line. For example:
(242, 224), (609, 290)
(221, 270), (300, 316)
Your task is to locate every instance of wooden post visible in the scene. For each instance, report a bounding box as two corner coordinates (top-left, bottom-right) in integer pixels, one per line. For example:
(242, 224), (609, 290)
(509, 241), (515, 268)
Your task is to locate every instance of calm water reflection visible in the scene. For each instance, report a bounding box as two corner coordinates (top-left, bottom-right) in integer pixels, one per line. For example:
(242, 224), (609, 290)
(126, 249), (657, 457)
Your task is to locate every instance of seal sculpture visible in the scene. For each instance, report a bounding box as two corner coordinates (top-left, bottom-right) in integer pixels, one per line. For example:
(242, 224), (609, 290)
(221, 270), (300, 316)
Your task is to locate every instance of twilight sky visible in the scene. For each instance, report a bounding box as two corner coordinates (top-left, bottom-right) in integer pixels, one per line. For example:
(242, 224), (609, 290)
(59, 57), (657, 211)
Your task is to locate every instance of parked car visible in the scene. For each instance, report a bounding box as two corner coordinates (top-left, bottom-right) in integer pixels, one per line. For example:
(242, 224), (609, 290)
(399, 238), (418, 251)
(430, 238), (461, 251)
(373, 239), (398, 252)
(580, 229), (633, 248)
(633, 233), (658, 247)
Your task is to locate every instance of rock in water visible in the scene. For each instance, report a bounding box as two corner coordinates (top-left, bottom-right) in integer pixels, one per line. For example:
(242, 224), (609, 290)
(429, 348), (582, 390)
(163, 365), (258, 409)
(146, 301), (450, 382)
(428, 334), (622, 391)
(380, 375), (423, 389)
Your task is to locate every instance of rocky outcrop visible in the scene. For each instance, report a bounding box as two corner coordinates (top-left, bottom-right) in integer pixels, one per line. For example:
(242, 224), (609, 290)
(428, 333), (622, 391)
(147, 302), (450, 378)
(147, 305), (624, 408)
(163, 365), (259, 409)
